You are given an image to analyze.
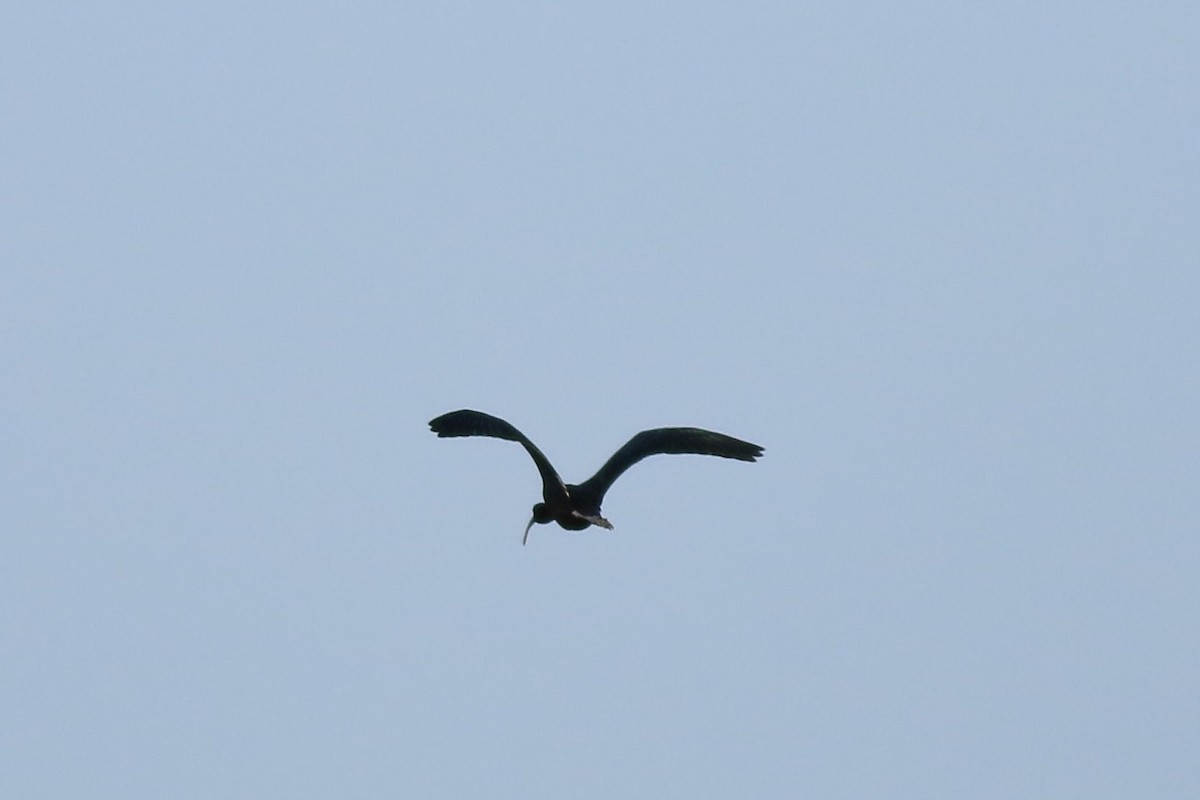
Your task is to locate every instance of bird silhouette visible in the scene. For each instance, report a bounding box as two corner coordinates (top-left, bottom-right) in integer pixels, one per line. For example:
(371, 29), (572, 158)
(429, 409), (764, 544)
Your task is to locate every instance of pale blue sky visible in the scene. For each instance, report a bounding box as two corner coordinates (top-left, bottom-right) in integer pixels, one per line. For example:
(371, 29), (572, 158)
(3, 3), (1197, 797)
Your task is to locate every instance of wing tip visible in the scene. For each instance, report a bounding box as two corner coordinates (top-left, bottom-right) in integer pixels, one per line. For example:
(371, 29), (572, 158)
(736, 445), (764, 462)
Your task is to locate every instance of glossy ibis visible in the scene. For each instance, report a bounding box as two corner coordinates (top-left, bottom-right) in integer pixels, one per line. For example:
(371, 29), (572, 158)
(429, 409), (764, 544)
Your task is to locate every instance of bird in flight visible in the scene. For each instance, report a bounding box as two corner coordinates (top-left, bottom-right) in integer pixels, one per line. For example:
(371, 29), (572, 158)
(429, 409), (763, 544)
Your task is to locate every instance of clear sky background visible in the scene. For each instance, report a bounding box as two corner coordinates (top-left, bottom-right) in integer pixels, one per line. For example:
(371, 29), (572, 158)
(3, 3), (1197, 797)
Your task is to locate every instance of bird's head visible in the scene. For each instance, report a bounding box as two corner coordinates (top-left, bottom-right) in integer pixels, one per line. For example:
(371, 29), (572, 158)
(523, 502), (554, 545)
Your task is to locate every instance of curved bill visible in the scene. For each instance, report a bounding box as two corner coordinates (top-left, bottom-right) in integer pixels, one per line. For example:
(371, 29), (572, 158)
(522, 516), (536, 546)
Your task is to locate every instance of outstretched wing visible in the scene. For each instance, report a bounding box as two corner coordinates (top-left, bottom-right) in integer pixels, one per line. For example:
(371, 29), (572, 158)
(573, 427), (763, 506)
(429, 409), (568, 503)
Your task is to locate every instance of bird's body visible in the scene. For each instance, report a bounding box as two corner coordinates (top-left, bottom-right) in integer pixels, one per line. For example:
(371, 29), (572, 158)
(429, 409), (763, 543)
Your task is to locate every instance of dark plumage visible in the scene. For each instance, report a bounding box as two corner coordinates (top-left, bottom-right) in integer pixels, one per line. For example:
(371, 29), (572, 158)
(429, 409), (764, 544)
